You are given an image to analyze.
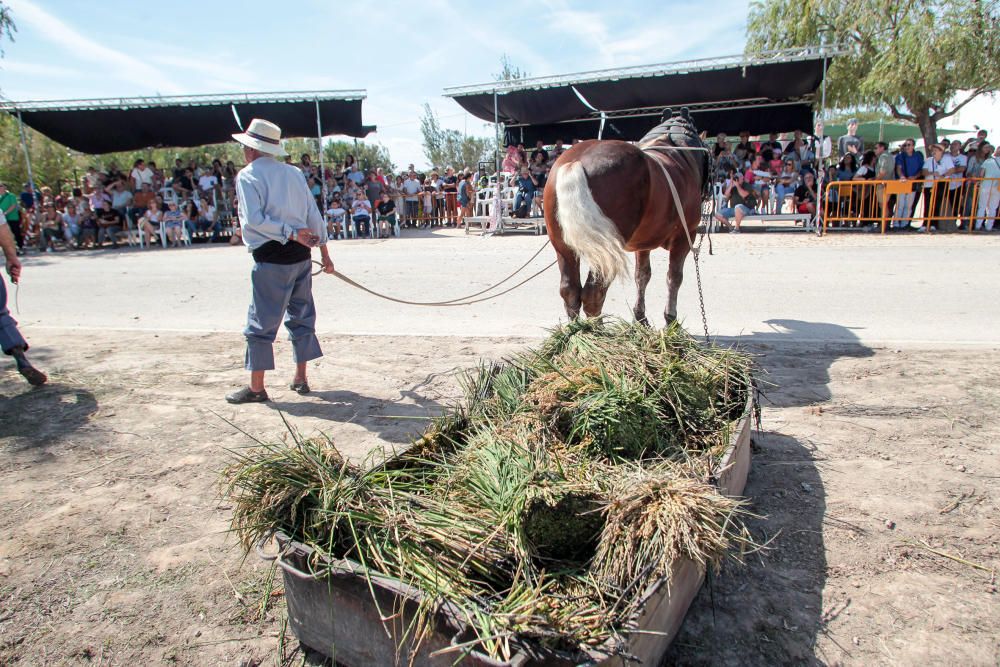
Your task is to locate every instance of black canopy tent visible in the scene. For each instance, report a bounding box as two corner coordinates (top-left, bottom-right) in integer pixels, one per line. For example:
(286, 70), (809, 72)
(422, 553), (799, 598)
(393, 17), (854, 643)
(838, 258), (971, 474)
(443, 47), (834, 146)
(1, 90), (374, 218)
(1, 90), (374, 154)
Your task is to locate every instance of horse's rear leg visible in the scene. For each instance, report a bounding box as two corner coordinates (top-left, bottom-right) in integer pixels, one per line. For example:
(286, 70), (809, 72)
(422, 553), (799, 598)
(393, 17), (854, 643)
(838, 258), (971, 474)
(665, 244), (690, 324)
(632, 250), (652, 325)
(582, 270), (610, 318)
(557, 250), (583, 319)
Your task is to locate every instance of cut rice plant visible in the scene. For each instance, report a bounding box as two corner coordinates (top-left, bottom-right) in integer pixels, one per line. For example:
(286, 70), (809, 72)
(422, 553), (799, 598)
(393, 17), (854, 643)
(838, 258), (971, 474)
(220, 317), (759, 663)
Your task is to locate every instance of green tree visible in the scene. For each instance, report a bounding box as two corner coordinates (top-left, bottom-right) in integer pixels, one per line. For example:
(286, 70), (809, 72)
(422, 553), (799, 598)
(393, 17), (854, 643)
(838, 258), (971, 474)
(419, 104), (492, 172)
(321, 139), (395, 174)
(746, 0), (1000, 148)
(0, 1), (15, 56)
(494, 53), (529, 82)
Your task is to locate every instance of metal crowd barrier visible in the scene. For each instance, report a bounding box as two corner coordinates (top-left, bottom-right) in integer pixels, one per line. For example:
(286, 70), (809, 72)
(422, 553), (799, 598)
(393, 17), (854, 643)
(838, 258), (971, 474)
(822, 178), (1000, 234)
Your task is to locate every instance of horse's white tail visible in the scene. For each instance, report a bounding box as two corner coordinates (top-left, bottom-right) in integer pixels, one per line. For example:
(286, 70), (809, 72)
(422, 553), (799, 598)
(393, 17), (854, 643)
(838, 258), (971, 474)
(553, 161), (628, 283)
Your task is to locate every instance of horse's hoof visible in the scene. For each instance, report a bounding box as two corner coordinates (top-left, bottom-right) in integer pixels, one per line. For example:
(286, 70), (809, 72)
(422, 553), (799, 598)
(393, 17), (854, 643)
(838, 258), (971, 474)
(635, 315), (650, 327)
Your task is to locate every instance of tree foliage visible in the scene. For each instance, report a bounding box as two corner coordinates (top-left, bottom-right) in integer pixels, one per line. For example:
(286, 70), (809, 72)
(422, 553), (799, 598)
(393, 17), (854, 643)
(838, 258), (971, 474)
(0, 1), (15, 56)
(321, 139), (395, 174)
(494, 53), (529, 82)
(747, 0), (1000, 147)
(419, 104), (492, 172)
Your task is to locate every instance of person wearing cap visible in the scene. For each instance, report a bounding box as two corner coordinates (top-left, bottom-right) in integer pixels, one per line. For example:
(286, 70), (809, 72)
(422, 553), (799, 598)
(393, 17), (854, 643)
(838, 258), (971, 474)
(226, 118), (335, 404)
(921, 142), (954, 231)
(0, 185), (46, 386)
(838, 119), (864, 157)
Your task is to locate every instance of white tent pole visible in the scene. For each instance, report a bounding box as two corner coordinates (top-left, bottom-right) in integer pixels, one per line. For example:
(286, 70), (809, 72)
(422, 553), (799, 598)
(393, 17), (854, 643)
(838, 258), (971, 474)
(15, 110), (38, 198)
(315, 99), (327, 217)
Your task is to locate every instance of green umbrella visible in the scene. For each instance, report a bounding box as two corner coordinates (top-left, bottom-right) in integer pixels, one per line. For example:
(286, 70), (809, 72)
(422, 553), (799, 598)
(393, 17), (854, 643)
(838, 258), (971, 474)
(823, 120), (968, 146)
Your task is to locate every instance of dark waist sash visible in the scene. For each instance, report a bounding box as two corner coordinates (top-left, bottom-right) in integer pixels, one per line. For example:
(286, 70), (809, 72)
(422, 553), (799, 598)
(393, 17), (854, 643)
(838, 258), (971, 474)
(253, 240), (310, 265)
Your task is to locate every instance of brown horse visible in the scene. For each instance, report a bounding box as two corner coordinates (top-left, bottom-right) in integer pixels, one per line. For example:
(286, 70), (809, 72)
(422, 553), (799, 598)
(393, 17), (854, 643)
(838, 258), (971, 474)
(543, 110), (708, 325)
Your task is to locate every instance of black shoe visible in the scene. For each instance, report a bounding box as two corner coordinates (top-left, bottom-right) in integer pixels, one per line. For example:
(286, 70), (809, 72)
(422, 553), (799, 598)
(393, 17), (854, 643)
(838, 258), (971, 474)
(225, 386), (269, 404)
(289, 382), (310, 394)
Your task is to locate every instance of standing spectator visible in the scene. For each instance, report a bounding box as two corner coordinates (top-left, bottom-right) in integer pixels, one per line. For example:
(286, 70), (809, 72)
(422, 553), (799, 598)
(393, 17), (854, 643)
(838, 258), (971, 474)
(442, 166), (459, 226)
(975, 144), (1000, 231)
(892, 138), (924, 228)
(962, 129), (988, 153)
(96, 200), (125, 248)
(550, 138), (566, 164)
(873, 141), (896, 221)
(364, 171), (384, 212)
(83, 166), (102, 194)
(0, 184), (24, 254)
(853, 151), (879, 223)
(130, 159), (154, 191)
(838, 118), (864, 156)
(457, 171), (474, 226)
(921, 143), (953, 230)
(149, 161), (166, 192)
(421, 176), (435, 226)
(376, 191), (397, 239)
(502, 145), (521, 173)
(945, 140), (968, 225)
(965, 141), (991, 225)
(401, 169), (422, 227)
(106, 180), (133, 218)
(375, 167), (388, 187)
(531, 140), (549, 165)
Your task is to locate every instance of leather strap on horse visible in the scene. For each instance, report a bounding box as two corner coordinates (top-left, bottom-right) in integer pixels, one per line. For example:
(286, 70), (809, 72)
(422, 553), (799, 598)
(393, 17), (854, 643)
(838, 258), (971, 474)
(644, 147), (712, 339)
(311, 240), (556, 307)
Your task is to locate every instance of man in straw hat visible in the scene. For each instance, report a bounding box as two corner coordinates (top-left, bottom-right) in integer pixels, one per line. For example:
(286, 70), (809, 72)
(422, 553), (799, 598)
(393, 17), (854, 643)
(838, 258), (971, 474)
(226, 119), (335, 404)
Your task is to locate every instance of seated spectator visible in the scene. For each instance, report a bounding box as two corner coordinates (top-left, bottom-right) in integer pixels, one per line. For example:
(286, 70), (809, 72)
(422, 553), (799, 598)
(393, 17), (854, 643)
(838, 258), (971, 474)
(96, 200), (125, 248)
(529, 152), (549, 189)
(714, 171), (758, 233)
(715, 142), (739, 175)
(198, 168), (219, 195)
(774, 158), (800, 209)
(351, 195), (372, 237)
(744, 154), (771, 213)
(77, 201), (97, 248)
(132, 183), (155, 219)
(375, 167), (389, 187)
(130, 159), (154, 191)
(162, 201), (186, 247)
(138, 200), (162, 247)
(793, 170), (818, 218)
(376, 192), (397, 239)
(195, 196), (220, 241)
(549, 138), (566, 164)
(149, 161), (166, 192)
(325, 194), (347, 238)
(105, 180), (133, 218)
(734, 130), (753, 162)
(62, 203), (82, 248)
(509, 165), (539, 218)
(172, 169), (194, 198)
(39, 203), (63, 252)
(531, 140), (549, 165)
(836, 153), (858, 181)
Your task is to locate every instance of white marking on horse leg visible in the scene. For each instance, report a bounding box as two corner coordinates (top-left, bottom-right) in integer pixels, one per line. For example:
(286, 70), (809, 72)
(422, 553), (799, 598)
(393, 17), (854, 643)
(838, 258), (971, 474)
(553, 161), (628, 283)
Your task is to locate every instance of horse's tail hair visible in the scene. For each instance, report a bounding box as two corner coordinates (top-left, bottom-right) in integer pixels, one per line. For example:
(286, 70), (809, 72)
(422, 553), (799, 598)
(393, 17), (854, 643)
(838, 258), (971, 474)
(553, 161), (628, 284)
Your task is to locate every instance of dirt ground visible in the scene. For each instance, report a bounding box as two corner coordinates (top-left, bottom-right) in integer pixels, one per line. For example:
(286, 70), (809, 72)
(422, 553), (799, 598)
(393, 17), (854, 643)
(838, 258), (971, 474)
(1, 330), (998, 666)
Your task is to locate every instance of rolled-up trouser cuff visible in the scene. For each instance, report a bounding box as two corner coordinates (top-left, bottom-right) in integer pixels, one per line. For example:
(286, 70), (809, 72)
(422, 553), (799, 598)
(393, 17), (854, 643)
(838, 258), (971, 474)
(244, 337), (276, 371)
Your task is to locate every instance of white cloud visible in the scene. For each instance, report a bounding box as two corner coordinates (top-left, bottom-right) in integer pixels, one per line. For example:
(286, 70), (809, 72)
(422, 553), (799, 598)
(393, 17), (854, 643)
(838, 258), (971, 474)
(6, 0), (184, 94)
(0, 60), (84, 80)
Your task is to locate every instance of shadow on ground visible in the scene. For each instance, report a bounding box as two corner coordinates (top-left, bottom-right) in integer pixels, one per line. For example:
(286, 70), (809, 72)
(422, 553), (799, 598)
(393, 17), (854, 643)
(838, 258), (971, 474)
(0, 382), (98, 451)
(266, 384), (445, 445)
(665, 320), (872, 665)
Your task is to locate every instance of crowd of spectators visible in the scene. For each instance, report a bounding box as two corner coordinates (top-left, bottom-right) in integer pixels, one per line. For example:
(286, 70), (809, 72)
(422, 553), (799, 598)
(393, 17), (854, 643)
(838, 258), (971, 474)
(1, 157), (233, 255)
(710, 121), (1000, 232)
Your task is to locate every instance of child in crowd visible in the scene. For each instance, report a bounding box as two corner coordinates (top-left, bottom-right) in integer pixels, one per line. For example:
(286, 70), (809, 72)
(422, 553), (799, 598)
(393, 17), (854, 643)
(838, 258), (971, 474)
(376, 192), (397, 239)
(325, 195), (347, 239)
(162, 201), (186, 247)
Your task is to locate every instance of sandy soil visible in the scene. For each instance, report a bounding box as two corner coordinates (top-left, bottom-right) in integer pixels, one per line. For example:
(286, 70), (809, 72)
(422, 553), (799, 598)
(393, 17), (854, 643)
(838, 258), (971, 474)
(1, 331), (998, 666)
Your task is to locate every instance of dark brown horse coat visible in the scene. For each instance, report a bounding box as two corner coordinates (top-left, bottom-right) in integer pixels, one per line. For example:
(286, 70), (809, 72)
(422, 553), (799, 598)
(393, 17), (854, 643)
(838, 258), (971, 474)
(543, 112), (708, 324)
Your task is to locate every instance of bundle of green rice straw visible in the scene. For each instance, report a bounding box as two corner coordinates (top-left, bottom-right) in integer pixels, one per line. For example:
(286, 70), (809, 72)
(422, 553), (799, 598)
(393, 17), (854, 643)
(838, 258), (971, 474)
(222, 318), (758, 663)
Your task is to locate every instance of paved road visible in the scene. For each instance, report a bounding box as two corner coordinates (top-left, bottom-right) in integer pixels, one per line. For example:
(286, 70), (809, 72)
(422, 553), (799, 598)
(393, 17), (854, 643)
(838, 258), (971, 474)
(13, 229), (1000, 346)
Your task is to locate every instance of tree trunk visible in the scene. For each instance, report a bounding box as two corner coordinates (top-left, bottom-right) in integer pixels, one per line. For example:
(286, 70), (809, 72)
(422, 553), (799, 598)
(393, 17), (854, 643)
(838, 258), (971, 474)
(914, 111), (938, 151)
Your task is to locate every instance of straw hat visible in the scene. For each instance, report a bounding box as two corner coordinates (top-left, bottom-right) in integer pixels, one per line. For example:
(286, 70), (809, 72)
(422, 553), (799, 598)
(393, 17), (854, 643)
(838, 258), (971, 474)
(232, 118), (287, 156)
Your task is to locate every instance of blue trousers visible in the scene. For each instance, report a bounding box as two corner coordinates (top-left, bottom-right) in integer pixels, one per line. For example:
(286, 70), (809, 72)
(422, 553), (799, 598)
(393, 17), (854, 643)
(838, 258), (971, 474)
(0, 277), (28, 354)
(243, 260), (322, 371)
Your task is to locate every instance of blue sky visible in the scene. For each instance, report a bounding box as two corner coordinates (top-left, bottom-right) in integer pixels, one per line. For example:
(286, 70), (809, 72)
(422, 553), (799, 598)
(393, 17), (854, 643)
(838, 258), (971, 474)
(0, 0), (750, 169)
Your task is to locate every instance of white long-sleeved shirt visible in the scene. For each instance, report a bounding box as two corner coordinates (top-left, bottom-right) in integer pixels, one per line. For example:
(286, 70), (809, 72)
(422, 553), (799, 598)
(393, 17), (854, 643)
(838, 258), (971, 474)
(236, 156), (327, 251)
